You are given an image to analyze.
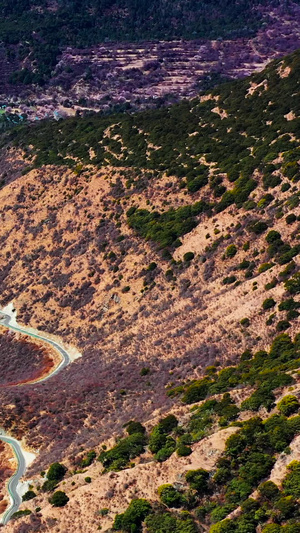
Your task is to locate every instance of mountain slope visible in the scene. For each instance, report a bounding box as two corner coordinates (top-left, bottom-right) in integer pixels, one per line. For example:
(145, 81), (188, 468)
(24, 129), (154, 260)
(0, 48), (299, 532)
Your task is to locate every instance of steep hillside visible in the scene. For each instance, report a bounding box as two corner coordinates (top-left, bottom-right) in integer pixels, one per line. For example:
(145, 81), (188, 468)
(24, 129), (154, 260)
(0, 49), (299, 531)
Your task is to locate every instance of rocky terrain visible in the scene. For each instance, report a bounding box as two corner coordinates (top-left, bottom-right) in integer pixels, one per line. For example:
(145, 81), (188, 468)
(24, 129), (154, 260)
(0, 44), (299, 533)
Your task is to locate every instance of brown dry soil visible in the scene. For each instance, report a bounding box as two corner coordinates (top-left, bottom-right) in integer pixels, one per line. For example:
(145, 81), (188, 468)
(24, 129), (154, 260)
(0, 66), (299, 529)
(0, 146), (298, 463)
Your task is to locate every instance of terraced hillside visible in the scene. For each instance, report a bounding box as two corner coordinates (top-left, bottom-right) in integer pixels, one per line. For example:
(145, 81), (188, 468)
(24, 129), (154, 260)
(1, 1), (300, 123)
(0, 0), (283, 85)
(0, 49), (299, 532)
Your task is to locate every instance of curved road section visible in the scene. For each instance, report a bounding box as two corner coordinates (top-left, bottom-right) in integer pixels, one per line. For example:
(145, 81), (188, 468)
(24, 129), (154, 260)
(0, 311), (71, 524)
(0, 434), (25, 525)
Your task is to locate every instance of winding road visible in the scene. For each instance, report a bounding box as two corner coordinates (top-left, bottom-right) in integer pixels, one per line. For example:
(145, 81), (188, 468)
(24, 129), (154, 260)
(0, 434), (26, 525)
(0, 311), (71, 525)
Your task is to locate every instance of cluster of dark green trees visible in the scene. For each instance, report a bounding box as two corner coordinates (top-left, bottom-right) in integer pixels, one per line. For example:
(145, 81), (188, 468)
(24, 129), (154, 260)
(168, 333), (300, 411)
(112, 442), (300, 532)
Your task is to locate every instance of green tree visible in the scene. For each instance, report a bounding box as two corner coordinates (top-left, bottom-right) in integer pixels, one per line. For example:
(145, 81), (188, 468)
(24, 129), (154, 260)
(282, 461), (300, 497)
(185, 469), (209, 495)
(225, 244), (237, 258)
(275, 495), (297, 519)
(47, 462), (67, 481)
(257, 481), (280, 501)
(22, 490), (36, 501)
(285, 273), (300, 295)
(277, 395), (299, 416)
(158, 484), (184, 508)
(113, 499), (152, 532)
(210, 519), (236, 533)
(262, 298), (276, 310)
(49, 491), (69, 507)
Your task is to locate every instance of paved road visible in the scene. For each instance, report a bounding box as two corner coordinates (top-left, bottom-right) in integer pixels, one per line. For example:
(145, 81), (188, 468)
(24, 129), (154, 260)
(0, 312), (71, 381)
(0, 311), (71, 524)
(0, 434), (25, 525)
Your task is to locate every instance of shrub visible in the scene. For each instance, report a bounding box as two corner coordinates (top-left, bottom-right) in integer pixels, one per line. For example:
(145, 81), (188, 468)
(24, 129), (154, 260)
(22, 490), (36, 501)
(140, 367), (150, 376)
(147, 262), (157, 271)
(157, 414), (178, 433)
(113, 499), (152, 532)
(98, 432), (147, 470)
(41, 479), (58, 492)
(223, 275), (237, 285)
(158, 484), (184, 508)
(12, 510), (32, 520)
(282, 461), (300, 497)
(276, 320), (291, 331)
(279, 298), (299, 311)
(266, 313), (276, 326)
(249, 221), (268, 235)
(262, 298), (276, 310)
(275, 495), (297, 519)
(286, 213), (297, 224)
(182, 379), (210, 404)
(99, 508), (109, 516)
(148, 427), (167, 454)
(155, 437), (176, 462)
(184, 252), (195, 262)
(177, 444), (192, 457)
(185, 468), (209, 494)
(49, 490), (69, 507)
(125, 421), (146, 435)
(148, 415), (178, 458)
(266, 230), (281, 244)
(210, 519), (236, 533)
(285, 273), (300, 294)
(84, 476), (92, 483)
(261, 526), (281, 533)
(145, 511), (197, 533)
(80, 450), (96, 468)
(287, 309), (299, 320)
(225, 245), (237, 258)
(47, 462), (67, 482)
(240, 318), (250, 327)
(239, 259), (250, 270)
(122, 285), (131, 293)
(265, 277), (278, 290)
(278, 395), (299, 417)
(258, 480), (280, 501)
(258, 262), (274, 273)
(210, 504), (236, 523)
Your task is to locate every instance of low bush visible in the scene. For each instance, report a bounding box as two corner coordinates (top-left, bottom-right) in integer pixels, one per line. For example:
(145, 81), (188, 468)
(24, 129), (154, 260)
(277, 395), (299, 417)
(184, 252), (195, 262)
(262, 298), (276, 310)
(98, 432), (147, 471)
(22, 490), (36, 501)
(49, 490), (69, 507)
(225, 245), (237, 258)
(113, 499), (152, 532)
(158, 484), (185, 508)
